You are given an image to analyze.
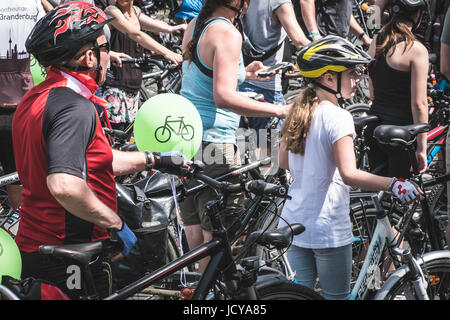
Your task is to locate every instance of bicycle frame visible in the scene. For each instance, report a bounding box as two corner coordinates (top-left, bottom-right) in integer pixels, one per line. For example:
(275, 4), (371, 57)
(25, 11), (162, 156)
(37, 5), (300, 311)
(349, 193), (398, 300)
(426, 124), (447, 167)
(104, 234), (230, 300)
(349, 192), (429, 300)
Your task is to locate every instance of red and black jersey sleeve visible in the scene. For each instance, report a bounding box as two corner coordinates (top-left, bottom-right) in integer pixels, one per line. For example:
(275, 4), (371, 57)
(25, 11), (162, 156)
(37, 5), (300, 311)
(42, 87), (97, 179)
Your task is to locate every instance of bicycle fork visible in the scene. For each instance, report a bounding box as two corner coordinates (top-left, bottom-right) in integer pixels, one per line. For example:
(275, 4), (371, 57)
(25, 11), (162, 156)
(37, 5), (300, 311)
(392, 247), (429, 300)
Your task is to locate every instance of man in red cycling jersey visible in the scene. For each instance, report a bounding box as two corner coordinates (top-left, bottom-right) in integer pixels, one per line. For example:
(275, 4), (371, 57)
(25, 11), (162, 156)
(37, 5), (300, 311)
(12, 1), (186, 299)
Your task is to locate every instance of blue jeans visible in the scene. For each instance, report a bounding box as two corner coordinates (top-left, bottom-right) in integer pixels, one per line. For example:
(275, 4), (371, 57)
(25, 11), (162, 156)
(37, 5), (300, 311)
(287, 244), (352, 300)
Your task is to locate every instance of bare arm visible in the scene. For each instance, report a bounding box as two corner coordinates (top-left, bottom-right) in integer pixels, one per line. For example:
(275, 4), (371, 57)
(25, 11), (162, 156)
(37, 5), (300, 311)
(111, 150), (148, 176)
(278, 140), (289, 170)
(441, 43), (450, 81)
(333, 135), (391, 190)
(105, 6), (182, 64)
(47, 173), (122, 230)
(367, 34), (377, 100)
(139, 11), (187, 34)
(274, 3), (310, 50)
(349, 14), (372, 46)
(299, 0), (320, 40)
(211, 24), (290, 118)
(40, 0), (53, 12)
(410, 42), (429, 172)
(181, 20), (290, 118)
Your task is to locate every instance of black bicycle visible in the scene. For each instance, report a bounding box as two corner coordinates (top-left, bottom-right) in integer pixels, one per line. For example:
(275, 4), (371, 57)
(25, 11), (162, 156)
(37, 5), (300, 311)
(121, 54), (182, 107)
(349, 122), (450, 295)
(26, 161), (323, 300)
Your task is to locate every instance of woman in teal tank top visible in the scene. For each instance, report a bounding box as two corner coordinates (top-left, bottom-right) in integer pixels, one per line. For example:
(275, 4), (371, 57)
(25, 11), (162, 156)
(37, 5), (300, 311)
(179, 0), (291, 273)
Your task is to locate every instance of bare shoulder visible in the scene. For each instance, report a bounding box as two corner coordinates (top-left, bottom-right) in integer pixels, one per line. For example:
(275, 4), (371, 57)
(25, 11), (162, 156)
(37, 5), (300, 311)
(205, 21), (242, 45)
(104, 5), (122, 17)
(411, 40), (428, 56)
(408, 40), (428, 63)
(104, 5), (119, 14)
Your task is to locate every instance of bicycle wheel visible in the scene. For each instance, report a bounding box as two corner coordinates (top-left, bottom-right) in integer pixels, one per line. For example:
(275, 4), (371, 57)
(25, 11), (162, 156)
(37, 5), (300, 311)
(381, 256), (450, 300)
(350, 204), (404, 289)
(256, 281), (324, 300)
(426, 183), (448, 250)
(139, 78), (159, 106)
(251, 198), (292, 277)
(345, 103), (371, 118)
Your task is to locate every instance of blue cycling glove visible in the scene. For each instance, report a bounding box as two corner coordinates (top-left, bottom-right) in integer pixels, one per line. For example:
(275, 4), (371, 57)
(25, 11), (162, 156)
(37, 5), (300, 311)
(116, 219), (137, 256)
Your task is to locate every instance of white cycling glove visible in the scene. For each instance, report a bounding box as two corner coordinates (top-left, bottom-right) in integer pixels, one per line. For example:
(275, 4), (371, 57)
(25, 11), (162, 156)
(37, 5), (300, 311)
(389, 178), (420, 204)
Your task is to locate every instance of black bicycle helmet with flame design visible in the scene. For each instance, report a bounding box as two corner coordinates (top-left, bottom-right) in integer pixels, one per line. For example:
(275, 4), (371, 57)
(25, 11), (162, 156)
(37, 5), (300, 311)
(26, 1), (113, 67)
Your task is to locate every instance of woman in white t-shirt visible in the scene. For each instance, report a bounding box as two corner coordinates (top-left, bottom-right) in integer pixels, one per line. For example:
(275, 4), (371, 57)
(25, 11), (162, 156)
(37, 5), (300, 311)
(278, 36), (422, 300)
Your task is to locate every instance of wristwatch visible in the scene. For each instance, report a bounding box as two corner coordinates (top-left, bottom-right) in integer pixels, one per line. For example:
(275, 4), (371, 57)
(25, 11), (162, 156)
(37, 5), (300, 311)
(358, 32), (366, 41)
(144, 151), (153, 171)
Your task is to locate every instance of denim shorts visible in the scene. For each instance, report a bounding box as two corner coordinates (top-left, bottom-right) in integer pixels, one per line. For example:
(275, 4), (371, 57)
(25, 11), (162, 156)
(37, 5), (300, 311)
(179, 142), (245, 231)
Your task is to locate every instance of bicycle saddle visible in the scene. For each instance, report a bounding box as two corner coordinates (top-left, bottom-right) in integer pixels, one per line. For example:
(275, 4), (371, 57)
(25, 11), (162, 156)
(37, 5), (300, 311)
(39, 241), (113, 265)
(353, 115), (380, 135)
(373, 123), (430, 147)
(246, 223), (305, 250)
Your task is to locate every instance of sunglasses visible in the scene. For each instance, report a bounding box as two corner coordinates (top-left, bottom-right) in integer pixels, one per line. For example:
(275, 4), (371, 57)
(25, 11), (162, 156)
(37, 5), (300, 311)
(93, 41), (110, 53)
(73, 41), (110, 60)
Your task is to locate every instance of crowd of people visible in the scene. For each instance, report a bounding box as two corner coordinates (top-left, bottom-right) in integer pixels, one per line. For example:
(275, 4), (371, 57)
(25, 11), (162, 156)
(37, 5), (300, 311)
(0, 0), (449, 300)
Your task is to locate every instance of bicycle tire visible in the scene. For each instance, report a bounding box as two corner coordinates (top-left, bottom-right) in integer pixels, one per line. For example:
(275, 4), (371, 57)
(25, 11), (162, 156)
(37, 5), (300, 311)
(248, 198), (293, 277)
(424, 183), (448, 250)
(345, 103), (371, 118)
(349, 204), (405, 288)
(379, 255), (450, 300)
(256, 281), (324, 300)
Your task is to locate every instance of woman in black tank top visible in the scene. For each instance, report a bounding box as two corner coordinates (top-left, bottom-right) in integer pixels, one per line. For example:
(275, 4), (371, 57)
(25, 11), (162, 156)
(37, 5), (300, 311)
(365, 3), (429, 178)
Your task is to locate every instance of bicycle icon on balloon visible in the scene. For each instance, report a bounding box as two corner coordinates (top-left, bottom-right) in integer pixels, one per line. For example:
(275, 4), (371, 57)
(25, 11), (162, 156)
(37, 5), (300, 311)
(154, 116), (195, 143)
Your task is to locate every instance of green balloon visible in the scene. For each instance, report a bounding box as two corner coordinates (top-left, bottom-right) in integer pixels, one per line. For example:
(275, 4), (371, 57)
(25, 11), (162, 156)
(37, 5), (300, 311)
(30, 54), (46, 86)
(0, 229), (21, 283)
(134, 93), (203, 160)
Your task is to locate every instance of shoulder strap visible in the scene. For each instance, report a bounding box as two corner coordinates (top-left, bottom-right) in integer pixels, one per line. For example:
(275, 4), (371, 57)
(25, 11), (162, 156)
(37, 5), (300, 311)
(191, 18), (227, 78)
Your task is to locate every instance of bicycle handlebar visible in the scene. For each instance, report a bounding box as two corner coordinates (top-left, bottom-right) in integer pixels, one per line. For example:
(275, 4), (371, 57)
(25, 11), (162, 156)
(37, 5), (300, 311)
(103, 128), (128, 140)
(120, 54), (179, 72)
(189, 161), (290, 199)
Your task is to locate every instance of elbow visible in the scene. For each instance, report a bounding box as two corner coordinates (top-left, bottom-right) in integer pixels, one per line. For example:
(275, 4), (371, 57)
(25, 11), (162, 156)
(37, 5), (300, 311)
(47, 174), (78, 200)
(441, 66), (450, 82)
(129, 30), (144, 43)
(340, 175), (353, 187)
(339, 169), (356, 187)
(412, 100), (429, 117)
(213, 89), (234, 109)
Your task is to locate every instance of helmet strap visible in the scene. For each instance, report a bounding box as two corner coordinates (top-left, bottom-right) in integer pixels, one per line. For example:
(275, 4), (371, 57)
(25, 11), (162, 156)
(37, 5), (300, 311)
(62, 40), (103, 83)
(313, 73), (345, 108)
(222, 0), (245, 31)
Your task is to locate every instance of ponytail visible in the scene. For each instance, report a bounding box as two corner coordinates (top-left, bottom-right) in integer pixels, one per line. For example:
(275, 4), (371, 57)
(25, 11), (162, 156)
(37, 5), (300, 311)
(281, 86), (319, 155)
